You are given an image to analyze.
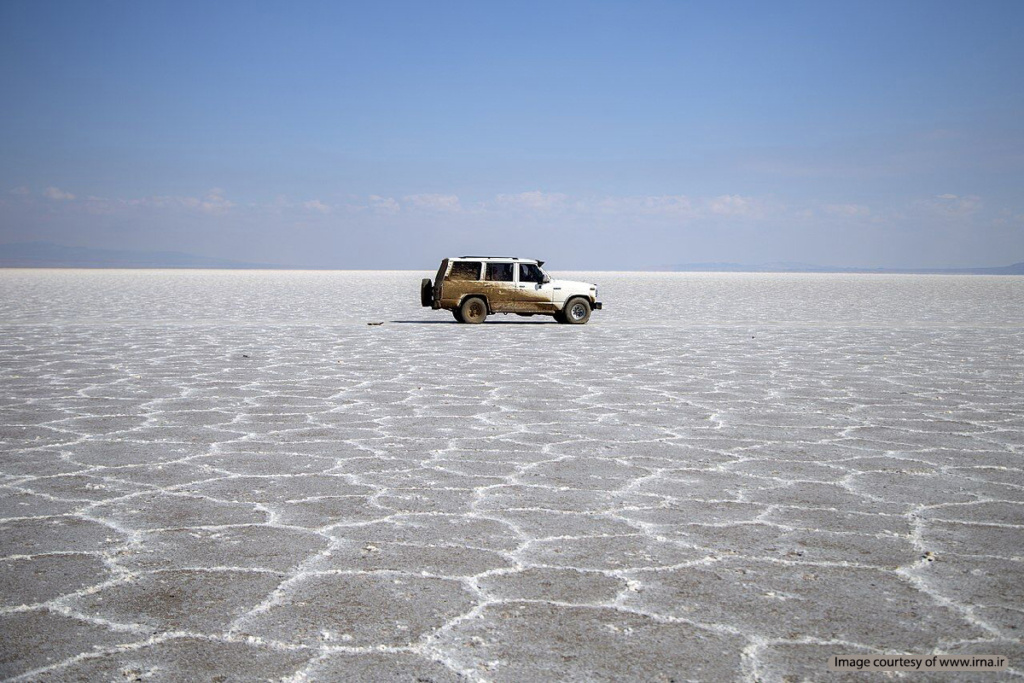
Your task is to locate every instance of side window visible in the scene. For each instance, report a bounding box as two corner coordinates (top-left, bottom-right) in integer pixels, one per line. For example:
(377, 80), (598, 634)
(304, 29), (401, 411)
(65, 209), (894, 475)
(519, 263), (544, 283)
(449, 261), (482, 280)
(486, 263), (515, 282)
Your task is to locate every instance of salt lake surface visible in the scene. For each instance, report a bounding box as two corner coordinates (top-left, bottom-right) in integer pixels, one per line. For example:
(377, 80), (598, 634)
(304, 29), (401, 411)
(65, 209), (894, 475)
(1, 270), (1022, 681)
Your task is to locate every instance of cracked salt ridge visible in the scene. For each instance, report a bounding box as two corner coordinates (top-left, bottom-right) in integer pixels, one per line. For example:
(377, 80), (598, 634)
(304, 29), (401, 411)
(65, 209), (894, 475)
(1, 271), (1023, 681)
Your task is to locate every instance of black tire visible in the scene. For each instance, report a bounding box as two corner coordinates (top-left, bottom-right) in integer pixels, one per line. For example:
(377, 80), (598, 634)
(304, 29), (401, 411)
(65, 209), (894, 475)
(562, 297), (592, 324)
(459, 297), (488, 324)
(420, 279), (433, 307)
(452, 308), (464, 323)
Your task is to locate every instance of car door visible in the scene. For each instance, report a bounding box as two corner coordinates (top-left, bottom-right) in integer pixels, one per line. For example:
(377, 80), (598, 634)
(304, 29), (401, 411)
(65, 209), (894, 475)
(513, 263), (555, 313)
(479, 261), (517, 312)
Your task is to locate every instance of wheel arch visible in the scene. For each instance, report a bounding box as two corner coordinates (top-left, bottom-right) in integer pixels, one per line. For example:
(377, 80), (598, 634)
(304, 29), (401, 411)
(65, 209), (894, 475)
(561, 294), (591, 310)
(458, 293), (490, 313)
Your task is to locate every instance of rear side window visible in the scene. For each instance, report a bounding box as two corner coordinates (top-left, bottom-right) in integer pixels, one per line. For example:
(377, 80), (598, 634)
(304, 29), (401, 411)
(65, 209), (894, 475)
(449, 261), (482, 280)
(486, 263), (515, 281)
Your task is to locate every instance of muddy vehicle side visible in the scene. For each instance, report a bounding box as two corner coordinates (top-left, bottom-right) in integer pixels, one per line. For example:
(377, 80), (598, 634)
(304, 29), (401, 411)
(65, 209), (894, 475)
(420, 256), (602, 324)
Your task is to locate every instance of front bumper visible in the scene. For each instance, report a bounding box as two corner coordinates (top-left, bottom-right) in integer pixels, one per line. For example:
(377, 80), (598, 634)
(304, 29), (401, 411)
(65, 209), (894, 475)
(592, 301), (603, 310)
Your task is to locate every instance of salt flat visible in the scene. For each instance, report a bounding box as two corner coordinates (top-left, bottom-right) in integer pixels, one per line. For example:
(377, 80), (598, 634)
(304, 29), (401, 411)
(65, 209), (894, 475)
(1, 270), (1022, 681)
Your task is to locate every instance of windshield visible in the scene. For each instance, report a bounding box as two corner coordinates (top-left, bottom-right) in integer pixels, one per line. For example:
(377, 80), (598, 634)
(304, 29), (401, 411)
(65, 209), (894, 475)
(519, 263), (546, 283)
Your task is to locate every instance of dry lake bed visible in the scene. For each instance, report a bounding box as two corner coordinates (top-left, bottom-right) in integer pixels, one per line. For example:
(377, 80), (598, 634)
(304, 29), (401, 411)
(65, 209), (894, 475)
(1, 269), (1022, 681)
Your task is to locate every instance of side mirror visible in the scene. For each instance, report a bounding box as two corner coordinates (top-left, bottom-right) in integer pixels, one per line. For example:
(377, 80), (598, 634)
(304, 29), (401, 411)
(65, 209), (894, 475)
(542, 274), (551, 284)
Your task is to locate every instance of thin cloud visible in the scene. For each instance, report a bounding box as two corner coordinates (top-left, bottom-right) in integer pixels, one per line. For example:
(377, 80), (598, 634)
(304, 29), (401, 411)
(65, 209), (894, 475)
(495, 191), (568, 211)
(928, 193), (982, 216)
(368, 195), (400, 214)
(195, 188), (234, 214)
(403, 193), (462, 212)
(708, 194), (760, 217)
(595, 194), (694, 216)
(823, 203), (871, 217)
(303, 199), (332, 213)
(44, 186), (75, 201)
(140, 189), (234, 213)
(76, 189), (236, 215)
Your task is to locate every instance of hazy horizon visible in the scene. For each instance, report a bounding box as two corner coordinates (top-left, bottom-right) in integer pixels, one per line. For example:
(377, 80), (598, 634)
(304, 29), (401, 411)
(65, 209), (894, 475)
(2, 240), (1023, 274)
(2, 1), (1022, 269)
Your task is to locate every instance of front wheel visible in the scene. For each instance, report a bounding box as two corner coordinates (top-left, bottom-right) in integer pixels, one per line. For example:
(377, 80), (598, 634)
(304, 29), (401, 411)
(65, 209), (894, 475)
(561, 297), (591, 324)
(459, 297), (488, 324)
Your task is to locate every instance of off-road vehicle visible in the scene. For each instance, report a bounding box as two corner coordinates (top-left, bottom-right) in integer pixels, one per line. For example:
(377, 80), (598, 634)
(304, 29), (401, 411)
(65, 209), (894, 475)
(420, 256), (603, 324)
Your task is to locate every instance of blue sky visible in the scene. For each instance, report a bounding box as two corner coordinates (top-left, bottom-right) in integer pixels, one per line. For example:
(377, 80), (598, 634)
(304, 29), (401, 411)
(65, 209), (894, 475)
(1, 0), (1022, 268)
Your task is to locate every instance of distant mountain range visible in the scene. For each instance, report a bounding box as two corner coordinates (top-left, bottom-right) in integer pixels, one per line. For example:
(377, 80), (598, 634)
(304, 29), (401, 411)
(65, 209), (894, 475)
(0, 242), (285, 269)
(665, 261), (1024, 275)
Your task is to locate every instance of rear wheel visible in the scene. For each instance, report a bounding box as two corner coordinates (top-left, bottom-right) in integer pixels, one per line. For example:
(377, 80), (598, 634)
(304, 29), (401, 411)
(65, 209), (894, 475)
(459, 297), (488, 324)
(420, 279), (433, 307)
(452, 309), (464, 323)
(562, 297), (591, 324)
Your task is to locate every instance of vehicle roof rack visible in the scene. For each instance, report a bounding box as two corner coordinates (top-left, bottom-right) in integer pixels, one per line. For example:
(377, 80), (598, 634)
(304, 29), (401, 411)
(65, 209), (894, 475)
(458, 255), (520, 259)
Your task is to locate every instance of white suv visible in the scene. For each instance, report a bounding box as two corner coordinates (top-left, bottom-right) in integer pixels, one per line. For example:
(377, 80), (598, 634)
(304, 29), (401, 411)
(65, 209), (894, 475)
(421, 256), (603, 324)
